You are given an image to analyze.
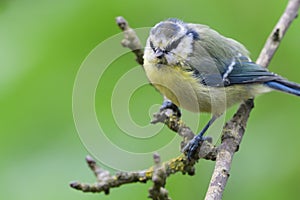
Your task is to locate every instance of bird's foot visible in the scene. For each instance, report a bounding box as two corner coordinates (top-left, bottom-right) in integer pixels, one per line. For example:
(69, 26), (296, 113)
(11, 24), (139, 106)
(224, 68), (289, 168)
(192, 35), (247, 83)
(160, 100), (181, 118)
(183, 135), (207, 160)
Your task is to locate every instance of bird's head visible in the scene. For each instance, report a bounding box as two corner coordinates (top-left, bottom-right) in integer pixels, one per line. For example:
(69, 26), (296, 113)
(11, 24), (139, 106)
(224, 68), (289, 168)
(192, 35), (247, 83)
(144, 19), (199, 66)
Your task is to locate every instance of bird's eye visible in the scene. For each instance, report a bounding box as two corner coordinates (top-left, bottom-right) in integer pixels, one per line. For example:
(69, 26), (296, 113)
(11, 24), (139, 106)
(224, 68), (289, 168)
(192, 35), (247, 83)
(149, 40), (170, 55)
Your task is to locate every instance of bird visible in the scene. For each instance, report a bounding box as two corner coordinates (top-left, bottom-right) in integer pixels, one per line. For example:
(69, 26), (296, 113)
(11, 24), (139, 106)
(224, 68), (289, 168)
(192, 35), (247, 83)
(143, 18), (300, 159)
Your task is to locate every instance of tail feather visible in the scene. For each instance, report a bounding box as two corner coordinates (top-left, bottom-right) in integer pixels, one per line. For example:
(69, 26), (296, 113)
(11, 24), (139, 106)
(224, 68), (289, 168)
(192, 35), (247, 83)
(265, 79), (300, 96)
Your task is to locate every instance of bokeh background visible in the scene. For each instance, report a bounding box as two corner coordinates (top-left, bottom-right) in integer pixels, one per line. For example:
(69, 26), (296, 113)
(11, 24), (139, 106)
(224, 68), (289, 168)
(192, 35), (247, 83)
(1, 0), (300, 199)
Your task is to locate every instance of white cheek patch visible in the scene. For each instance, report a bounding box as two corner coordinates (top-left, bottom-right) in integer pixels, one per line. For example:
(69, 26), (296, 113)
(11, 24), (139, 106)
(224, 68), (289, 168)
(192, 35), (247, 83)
(171, 36), (193, 62)
(165, 54), (177, 65)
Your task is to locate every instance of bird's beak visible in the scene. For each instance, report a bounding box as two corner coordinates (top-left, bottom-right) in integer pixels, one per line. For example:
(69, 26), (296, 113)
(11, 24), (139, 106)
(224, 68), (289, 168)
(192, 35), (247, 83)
(155, 48), (164, 59)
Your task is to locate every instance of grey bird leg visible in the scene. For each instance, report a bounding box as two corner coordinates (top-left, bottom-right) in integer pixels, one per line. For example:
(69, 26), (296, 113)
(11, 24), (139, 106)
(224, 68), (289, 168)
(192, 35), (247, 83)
(185, 115), (217, 160)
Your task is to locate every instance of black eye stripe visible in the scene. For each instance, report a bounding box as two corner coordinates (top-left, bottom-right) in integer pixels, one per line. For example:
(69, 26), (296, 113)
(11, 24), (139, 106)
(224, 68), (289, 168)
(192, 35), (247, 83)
(149, 33), (188, 53)
(150, 40), (155, 52)
(165, 35), (185, 52)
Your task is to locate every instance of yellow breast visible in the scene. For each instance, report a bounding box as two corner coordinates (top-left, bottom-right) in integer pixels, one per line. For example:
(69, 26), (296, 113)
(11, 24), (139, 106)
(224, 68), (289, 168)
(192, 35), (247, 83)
(144, 60), (213, 113)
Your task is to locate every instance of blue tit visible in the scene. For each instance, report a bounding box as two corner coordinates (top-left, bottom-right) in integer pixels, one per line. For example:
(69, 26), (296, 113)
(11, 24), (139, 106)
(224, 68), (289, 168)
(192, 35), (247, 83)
(143, 18), (300, 159)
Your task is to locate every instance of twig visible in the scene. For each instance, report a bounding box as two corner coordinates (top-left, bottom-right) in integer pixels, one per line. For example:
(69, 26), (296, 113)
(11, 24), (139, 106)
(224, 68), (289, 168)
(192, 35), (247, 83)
(116, 16), (144, 65)
(70, 151), (214, 194)
(204, 1), (300, 199)
(148, 153), (171, 200)
(256, 0), (300, 67)
(151, 108), (217, 160)
(151, 107), (196, 150)
(69, 155), (148, 194)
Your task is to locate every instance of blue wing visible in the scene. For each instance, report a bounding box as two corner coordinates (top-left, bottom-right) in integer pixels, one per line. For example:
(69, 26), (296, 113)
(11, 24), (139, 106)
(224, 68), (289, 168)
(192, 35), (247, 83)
(222, 60), (277, 85)
(193, 57), (279, 87)
(192, 57), (300, 97)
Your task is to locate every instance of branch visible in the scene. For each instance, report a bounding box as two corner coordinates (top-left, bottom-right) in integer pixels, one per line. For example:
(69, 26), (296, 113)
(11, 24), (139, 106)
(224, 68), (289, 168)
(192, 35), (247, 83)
(70, 150), (214, 194)
(70, 108), (218, 197)
(204, 1), (300, 199)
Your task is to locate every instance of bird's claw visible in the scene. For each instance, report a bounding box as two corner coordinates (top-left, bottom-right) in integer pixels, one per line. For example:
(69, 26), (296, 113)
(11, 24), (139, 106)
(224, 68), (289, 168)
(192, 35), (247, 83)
(183, 135), (205, 160)
(160, 100), (181, 118)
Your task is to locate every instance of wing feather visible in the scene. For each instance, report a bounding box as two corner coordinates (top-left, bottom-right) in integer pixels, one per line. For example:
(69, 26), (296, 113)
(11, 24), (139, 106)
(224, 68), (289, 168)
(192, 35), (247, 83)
(185, 24), (280, 87)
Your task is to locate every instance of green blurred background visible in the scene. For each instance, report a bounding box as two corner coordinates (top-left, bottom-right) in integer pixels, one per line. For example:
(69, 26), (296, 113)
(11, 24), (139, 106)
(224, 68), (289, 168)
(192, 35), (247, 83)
(1, 0), (300, 199)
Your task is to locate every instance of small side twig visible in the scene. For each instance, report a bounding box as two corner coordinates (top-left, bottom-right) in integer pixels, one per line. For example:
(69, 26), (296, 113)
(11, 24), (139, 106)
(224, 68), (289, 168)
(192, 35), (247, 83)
(70, 155), (148, 194)
(148, 153), (171, 200)
(116, 16), (144, 65)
